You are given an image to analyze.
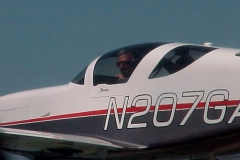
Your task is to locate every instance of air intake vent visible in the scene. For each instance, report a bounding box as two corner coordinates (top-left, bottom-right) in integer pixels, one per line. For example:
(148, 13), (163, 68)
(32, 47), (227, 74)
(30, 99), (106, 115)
(235, 52), (240, 56)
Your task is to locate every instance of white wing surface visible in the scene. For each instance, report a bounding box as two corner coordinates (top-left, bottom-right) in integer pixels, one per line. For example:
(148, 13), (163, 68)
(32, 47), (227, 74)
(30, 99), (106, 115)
(0, 127), (122, 159)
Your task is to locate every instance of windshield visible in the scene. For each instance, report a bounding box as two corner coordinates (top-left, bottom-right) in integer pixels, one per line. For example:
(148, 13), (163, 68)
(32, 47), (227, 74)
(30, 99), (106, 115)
(71, 42), (168, 85)
(71, 66), (87, 85)
(93, 42), (167, 85)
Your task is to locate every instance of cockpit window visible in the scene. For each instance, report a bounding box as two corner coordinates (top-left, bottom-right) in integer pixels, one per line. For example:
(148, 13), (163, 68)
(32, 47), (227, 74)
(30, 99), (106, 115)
(71, 66), (87, 85)
(149, 45), (216, 79)
(93, 42), (167, 86)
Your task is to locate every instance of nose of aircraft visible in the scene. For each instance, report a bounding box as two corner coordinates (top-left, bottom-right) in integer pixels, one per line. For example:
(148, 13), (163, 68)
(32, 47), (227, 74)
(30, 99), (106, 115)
(0, 92), (29, 124)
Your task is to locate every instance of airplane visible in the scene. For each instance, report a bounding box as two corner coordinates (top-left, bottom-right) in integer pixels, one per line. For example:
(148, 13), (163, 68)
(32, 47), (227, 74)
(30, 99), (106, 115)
(1, 42), (240, 160)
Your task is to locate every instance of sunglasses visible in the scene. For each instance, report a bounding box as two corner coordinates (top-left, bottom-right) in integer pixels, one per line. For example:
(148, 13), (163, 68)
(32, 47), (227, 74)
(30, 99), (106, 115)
(116, 61), (131, 67)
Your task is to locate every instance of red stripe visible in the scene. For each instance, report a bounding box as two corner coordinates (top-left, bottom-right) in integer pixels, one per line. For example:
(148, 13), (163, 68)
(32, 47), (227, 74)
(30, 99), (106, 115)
(0, 100), (239, 127)
(0, 109), (107, 126)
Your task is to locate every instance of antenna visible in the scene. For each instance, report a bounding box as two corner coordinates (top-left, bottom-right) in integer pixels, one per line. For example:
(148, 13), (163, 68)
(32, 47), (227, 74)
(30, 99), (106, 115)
(204, 42), (213, 46)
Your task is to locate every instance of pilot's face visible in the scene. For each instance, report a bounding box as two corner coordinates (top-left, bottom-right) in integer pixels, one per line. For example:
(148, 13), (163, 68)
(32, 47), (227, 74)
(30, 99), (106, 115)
(117, 54), (132, 74)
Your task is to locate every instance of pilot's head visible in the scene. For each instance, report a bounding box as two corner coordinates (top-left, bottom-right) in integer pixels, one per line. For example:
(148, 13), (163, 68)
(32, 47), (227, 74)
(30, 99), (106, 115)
(116, 50), (134, 77)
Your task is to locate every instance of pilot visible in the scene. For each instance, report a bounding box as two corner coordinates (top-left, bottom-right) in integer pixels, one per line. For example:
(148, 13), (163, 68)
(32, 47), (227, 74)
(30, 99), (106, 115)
(116, 50), (135, 83)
